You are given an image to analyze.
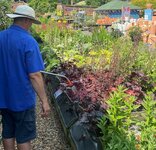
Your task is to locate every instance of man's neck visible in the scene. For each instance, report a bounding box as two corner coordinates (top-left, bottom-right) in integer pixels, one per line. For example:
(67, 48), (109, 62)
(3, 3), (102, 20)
(13, 23), (29, 31)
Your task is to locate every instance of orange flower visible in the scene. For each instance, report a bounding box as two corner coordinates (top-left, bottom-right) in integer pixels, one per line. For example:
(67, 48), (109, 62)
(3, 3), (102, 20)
(136, 135), (141, 142)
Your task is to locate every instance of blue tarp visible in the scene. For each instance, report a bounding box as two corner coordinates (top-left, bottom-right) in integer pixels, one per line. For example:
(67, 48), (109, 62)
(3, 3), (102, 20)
(108, 11), (139, 19)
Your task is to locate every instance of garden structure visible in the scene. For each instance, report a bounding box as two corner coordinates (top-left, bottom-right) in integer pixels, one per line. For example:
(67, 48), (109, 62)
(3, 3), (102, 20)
(56, 3), (97, 26)
(57, 3), (96, 17)
(95, 0), (141, 25)
(95, 0), (141, 19)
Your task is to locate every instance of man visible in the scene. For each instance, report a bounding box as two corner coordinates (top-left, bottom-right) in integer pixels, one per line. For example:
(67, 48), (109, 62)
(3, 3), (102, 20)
(0, 5), (50, 150)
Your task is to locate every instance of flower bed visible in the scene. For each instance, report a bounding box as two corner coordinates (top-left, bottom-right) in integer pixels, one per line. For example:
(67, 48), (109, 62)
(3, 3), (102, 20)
(33, 18), (156, 149)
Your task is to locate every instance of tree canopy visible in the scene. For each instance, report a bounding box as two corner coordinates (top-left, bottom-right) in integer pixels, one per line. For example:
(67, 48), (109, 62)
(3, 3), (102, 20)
(29, 0), (57, 14)
(84, 0), (111, 7)
(131, 0), (156, 9)
(60, 0), (111, 6)
(28, 0), (156, 15)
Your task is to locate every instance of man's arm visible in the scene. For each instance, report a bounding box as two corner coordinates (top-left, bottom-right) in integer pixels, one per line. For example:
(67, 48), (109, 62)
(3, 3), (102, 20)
(29, 72), (50, 117)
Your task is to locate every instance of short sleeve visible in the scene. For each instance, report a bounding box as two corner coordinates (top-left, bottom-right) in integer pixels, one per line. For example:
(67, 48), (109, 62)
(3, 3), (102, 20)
(25, 38), (45, 73)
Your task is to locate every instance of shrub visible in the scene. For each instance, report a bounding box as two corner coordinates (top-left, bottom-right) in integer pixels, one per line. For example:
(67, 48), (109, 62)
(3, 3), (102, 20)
(128, 26), (143, 45)
(0, 0), (11, 31)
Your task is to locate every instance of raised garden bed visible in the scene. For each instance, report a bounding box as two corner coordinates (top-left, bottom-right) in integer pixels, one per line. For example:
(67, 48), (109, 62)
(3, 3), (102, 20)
(42, 71), (103, 150)
(42, 59), (156, 149)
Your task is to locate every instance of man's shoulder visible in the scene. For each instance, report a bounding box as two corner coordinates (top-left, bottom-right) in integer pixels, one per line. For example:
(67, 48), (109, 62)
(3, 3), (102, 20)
(25, 34), (38, 45)
(0, 29), (8, 39)
(0, 28), (8, 34)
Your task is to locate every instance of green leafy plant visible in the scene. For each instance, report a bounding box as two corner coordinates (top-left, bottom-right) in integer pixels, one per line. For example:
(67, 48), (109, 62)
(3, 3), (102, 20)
(128, 26), (143, 46)
(110, 37), (135, 76)
(85, 49), (112, 71)
(91, 27), (114, 50)
(39, 21), (114, 70)
(106, 86), (139, 129)
(41, 45), (60, 71)
(0, 0), (11, 31)
(29, 0), (57, 15)
(110, 29), (124, 39)
(110, 37), (156, 78)
(98, 88), (156, 150)
(98, 86), (139, 150)
(135, 92), (156, 149)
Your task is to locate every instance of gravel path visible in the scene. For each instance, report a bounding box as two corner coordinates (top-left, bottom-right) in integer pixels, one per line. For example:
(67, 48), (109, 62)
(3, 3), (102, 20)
(0, 99), (71, 150)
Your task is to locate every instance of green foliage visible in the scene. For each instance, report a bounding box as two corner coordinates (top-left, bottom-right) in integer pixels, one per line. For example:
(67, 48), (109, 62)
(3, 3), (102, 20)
(33, 18), (156, 77)
(110, 29), (124, 39)
(30, 15), (156, 150)
(131, 0), (156, 9)
(60, 0), (72, 5)
(98, 88), (156, 149)
(109, 36), (156, 78)
(110, 37), (134, 76)
(85, 0), (111, 7)
(47, 28), (92, 68)
(128, 26), (143, 45)
(106, 86), (139, 128)
(60, 0), (111, 5)
(85, 49), (112, 71)
(98, 86), (138, 150)
(0, 0), (11, 31)
(140, 92), (156, 128)
(134, 45), (156, 79)
(29, 0), (57, 15)
(137, 92), (156, 149)
(39, 21), (114, 70)
(31, 18), (156, 81)
(41, 45), (60, 71)
(140, 126), (156, 149)
(92, 27), (113, 50)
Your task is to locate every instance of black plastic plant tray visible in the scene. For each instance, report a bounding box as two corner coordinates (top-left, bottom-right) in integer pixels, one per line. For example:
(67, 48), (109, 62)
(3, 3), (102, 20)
(53, 91), (66, 104)
(42, 72), (103, 150)
(55, 92), (78, 129)
(42, 72), (60, 94)
(47, 75), (60, 94)
(69, 123), (102, 150)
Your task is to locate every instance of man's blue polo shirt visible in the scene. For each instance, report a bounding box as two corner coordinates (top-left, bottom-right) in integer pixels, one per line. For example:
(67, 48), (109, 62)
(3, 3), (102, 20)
(0, 25), (44, 111)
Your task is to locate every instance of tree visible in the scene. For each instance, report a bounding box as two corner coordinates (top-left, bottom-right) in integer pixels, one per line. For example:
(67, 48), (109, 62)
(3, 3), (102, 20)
(29, 0), (57, 14)
(85, 0), (111, 7)
(60, 0), (81, 5)
(131, 0), (156, 9)
(0, 0), (11, 31)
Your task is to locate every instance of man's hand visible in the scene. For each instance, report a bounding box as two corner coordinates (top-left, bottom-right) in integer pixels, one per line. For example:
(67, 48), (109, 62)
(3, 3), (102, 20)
(41, 100), (51, 117)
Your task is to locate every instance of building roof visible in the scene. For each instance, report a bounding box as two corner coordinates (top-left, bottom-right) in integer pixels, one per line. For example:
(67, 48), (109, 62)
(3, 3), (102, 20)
(95, 0), (141, 11)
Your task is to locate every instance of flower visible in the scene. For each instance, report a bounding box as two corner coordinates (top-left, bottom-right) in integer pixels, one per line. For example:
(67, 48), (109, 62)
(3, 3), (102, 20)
(63, 20), (67, 24)
(136, 134), (141, 142)
(58, 20), (61, 23)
